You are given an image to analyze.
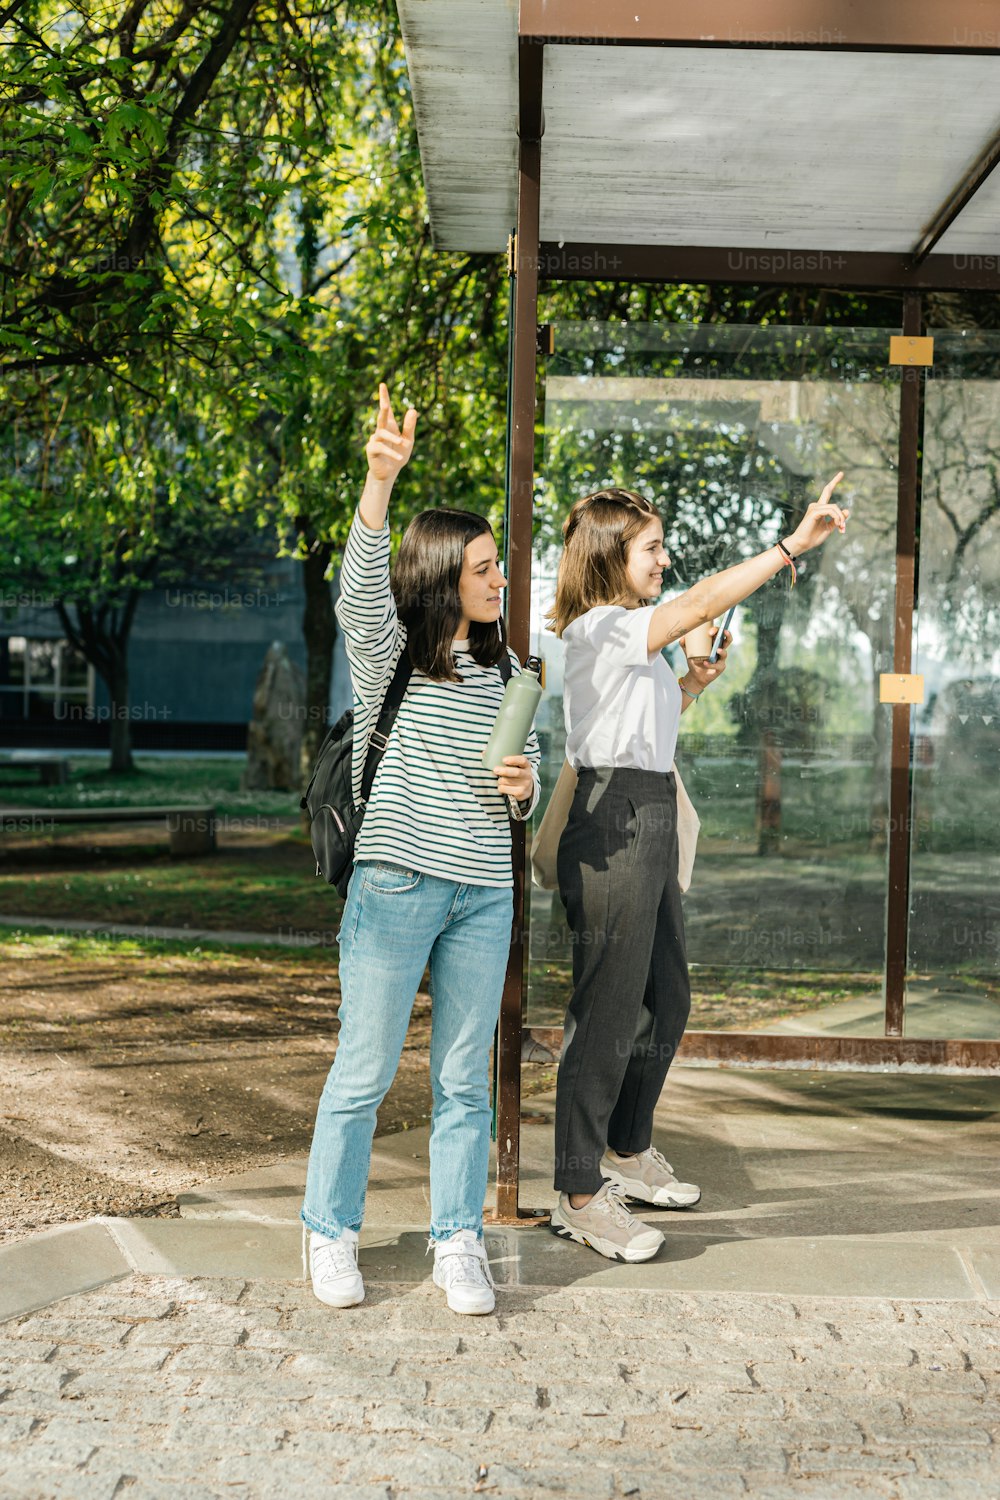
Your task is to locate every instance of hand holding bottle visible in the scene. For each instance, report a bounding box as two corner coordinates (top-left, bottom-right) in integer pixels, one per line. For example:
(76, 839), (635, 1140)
(493, 754), (534, 801)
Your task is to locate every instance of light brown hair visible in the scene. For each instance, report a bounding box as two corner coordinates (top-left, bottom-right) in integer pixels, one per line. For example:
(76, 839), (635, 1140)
(545, 488), (661, 637)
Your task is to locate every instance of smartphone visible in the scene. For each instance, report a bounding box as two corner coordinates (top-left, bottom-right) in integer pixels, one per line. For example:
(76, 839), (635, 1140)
(708, 606), (736, 663)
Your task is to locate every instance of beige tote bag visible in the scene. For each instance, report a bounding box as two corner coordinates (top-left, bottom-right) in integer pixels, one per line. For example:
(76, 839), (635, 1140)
(529, 760), (700, 893)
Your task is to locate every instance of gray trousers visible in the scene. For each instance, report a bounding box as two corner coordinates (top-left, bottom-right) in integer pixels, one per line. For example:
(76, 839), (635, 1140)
(554, 766), (692, 1194)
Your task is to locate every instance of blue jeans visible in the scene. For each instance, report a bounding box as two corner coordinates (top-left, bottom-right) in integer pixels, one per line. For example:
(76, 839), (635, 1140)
(301, 861), (514, 1241)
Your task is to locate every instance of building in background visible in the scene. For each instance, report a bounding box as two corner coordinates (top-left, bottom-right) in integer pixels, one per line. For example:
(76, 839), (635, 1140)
(0, 560), (352, 752)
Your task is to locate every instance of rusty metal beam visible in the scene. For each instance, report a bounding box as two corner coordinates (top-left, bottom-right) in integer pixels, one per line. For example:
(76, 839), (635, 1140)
(519, 0), (1000, 52)
(492, 47), (543, 1222)
(911, 126), (1000, 265)
(884, 293), (924, 1038)
(537, 242), (1000, 292)
(527, 1028), (1000, 1072)
(518, 30), (544, 144)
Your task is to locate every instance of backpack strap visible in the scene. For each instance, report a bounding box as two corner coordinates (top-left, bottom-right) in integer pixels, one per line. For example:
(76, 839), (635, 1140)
(360, 647), (413, 802)
(498, 650), (512, 684)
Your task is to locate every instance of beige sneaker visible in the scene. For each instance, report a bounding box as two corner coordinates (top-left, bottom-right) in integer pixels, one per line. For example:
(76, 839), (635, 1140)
(601, 1146), (701, 1208)
(550, 1181), (664, 1262)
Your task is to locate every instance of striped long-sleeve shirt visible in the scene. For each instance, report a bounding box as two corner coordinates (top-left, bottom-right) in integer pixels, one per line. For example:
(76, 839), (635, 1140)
(335, 508), (541, 888)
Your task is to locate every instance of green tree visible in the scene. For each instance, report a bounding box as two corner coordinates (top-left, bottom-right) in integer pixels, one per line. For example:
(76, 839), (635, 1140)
(8, 0), (991, 804)
(1, 1), (516, 776)
(0, 387), (264, 769)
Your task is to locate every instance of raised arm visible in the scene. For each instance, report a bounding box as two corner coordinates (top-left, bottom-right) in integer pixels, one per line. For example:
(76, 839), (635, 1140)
(335, 385), (420, 700)
(357, 381), (418, 532)
(647, 473), (849, 655)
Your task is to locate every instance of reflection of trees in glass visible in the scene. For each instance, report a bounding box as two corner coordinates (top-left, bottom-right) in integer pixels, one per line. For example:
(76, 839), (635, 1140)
(536, 399), (802, 568)
(910, 373), (1000, 878)
(728, 667), (825, 751)
(922, 378), (1000, 639)
(535, 329), (1000, 865)
(536, 362), (864, 855)
(790, 381), (899, 849)
(815, 373), (1000, 848)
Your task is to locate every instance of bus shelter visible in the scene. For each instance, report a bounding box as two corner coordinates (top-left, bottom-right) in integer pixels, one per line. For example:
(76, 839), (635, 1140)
(396, 1), (1000, 1217)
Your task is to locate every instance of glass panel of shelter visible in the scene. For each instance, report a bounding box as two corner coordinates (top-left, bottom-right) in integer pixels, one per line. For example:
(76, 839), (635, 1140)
(526, 320), (903, 1040)
(906, 331), (1000, 1039)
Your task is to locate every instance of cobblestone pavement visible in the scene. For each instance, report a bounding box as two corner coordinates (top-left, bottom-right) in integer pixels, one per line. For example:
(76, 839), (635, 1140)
(0, 1275), (997, 1499)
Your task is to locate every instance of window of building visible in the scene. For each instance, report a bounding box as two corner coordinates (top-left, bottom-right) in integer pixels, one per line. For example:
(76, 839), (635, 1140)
(0, 637), (95, 722)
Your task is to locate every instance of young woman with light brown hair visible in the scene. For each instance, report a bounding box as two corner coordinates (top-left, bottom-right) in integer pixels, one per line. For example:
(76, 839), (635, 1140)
(546, 477), (847, 1262)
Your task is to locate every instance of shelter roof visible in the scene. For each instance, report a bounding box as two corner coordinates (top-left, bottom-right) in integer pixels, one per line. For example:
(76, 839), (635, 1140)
(396, 1), (1000, 274)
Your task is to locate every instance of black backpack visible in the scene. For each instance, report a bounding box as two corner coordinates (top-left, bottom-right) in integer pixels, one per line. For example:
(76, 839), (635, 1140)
(301, 646), (512, 899)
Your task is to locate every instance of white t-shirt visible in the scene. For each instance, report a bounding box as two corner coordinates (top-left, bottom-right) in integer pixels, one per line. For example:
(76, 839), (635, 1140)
(562, 605), (682, 773)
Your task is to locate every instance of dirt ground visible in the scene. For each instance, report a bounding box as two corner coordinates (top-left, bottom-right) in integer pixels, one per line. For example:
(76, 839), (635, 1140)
(0, 935), (557, 1245)
(4, 821), (923, 1247)
(0, 822), (560, 1245)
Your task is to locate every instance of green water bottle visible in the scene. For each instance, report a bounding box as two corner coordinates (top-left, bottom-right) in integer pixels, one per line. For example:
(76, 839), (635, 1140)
(482, 656), (543, 768)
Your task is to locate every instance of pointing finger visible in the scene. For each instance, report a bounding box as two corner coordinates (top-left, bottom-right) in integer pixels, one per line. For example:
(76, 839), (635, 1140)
(377, 383), (401, 436)
(820, 471), (845, 502)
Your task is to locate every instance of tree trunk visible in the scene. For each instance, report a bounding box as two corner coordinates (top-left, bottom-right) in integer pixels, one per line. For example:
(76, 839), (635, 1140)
(299, 537), (337, 786)
(757, 729), (782, 855)
(0, 636), (10, 725)
(56, 595), (140, 775)
(107, 651), (134, 773)
(868, 653), (891, 852)
(750, 609), (784, 856)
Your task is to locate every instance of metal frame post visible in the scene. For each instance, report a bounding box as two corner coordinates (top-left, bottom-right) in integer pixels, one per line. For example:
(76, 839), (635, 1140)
(884, 292), (925, 1036)
(490, 33), (544, 1223)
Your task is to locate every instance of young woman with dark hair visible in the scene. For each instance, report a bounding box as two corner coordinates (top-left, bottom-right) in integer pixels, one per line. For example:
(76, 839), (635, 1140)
(301, 385), (540, 1314)
(546, 478), (847, 1262)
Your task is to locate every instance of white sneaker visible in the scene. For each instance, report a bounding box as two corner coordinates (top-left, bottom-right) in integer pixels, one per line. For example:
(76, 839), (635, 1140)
(305, 1225), (364, 1308)
(430, 1230), (496, 1315)
(550, 1181), (664, 1262)
(601, 1146), (702, 1208)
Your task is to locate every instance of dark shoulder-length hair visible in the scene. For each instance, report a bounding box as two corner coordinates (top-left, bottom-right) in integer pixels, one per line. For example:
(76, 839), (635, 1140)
(545, 488), (661, 637)
(392, 507), (508, 681)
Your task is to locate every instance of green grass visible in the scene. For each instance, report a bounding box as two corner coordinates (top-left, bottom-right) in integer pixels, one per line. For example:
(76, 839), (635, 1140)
(0, 923), (322, 964)
(5, 751), (995, 853)
(526, 958), (885, 1030)
(0, 756), (300, 821)
(0, 841), (343, 935)
(678, 755), (1000, 853)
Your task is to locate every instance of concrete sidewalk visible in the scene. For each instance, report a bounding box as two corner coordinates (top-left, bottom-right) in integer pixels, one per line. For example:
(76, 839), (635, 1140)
(1, 1066), (998, 1497)
(0, 913), (329, 948)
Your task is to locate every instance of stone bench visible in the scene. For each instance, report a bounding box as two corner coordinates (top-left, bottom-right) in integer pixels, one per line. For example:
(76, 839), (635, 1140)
(0, 805), (217, 857)
(0, 754), (71, 786)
